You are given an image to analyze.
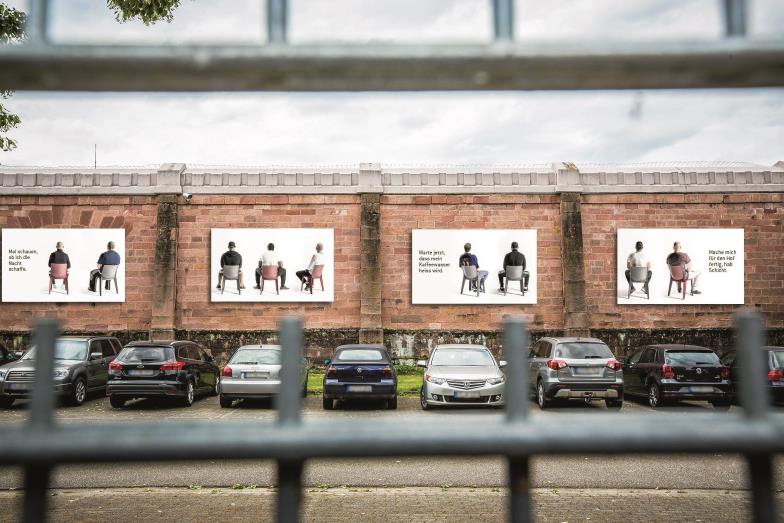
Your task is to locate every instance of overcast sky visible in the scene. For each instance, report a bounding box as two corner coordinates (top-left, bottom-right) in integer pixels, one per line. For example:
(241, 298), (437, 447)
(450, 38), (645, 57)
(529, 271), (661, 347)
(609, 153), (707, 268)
(1, 0), (782, 167)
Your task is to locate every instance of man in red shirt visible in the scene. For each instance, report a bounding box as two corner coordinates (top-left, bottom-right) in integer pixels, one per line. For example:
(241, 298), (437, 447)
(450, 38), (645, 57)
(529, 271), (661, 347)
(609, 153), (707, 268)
(666, 242), (702, 295)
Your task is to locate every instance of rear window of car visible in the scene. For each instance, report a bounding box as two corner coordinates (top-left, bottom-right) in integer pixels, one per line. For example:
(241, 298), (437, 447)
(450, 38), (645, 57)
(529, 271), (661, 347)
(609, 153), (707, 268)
(665, 351), (720, 365)
(118, 346), (175, 363)
(431, 348), (495, 366)
(335, 349), (386, 362)
(771, 351), (784, 368)
(230, 349), (281, 365)
(555, 343), (613, 359)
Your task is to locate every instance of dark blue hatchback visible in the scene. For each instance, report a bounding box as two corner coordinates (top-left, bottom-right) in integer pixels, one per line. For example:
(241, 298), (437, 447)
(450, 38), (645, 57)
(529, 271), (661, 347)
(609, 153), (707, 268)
(323, 344), (397, 410)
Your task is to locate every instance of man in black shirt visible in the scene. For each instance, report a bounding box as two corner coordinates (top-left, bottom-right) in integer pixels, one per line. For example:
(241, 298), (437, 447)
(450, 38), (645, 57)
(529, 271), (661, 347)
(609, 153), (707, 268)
(48, 241), (71, 290)
(216, 241), (245, 289)
(498, 241), (529, 291)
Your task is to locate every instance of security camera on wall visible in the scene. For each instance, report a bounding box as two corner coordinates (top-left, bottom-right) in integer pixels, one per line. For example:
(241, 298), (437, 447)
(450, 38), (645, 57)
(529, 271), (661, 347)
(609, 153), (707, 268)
(182, 193), (193, 203)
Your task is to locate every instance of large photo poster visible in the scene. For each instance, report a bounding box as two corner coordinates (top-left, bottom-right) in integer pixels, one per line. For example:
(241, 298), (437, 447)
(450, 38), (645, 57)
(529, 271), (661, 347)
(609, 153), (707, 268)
(210, 228), (334, 303)
(616, 228), (744, 304)
(411, 229), (537, 305)
(2, 228), (126, 303)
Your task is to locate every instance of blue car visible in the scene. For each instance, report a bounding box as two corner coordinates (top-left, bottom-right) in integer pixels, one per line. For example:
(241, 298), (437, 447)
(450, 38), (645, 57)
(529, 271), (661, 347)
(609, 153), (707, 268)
(323, 344), (397, 410)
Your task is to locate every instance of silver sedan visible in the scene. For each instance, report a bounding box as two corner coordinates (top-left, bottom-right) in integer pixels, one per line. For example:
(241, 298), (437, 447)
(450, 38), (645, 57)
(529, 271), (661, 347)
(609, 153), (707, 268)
(418, 344), (506, 410)
(219, 345), (308, 407)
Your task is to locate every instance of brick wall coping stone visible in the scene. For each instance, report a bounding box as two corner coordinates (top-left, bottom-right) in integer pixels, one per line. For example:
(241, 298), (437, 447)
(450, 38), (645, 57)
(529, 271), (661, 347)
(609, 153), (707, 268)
(1, 161), (782, 195)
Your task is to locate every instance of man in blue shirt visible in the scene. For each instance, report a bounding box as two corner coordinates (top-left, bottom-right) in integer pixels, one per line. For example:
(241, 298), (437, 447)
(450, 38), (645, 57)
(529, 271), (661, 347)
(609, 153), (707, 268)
(458, 243), (488, 293)
(89, 241), (121, 292)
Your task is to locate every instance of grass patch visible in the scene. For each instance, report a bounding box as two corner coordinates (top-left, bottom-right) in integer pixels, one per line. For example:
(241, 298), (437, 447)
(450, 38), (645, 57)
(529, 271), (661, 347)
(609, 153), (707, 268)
(307, 367), (423, 397)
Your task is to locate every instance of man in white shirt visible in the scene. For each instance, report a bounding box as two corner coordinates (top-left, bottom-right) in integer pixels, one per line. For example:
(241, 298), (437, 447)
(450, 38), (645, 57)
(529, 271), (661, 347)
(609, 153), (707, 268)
(254, 243), (289, 290)
(296, 243), (325, 291)
(625, 240), (652, 295)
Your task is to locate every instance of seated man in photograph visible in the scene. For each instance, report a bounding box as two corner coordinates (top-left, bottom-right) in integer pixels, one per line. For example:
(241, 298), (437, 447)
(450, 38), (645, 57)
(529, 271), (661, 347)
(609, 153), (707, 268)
(666, 241), (702, 295)
(216, 241), (245, 289)
(89, 241), (121, 292)
(48, 241), (71, 288)
(255, 243), (288, 290)
(296, 243), (325, 292)
(458, 242), (488, 293)
(498, 241), (529, 292)
(625, 240), (652, 295)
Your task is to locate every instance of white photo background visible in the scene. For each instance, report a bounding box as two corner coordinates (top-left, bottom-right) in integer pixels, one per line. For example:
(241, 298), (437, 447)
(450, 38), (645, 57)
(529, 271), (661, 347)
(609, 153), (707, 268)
(411, 229), (537, 305)
(616, 228), (744, 305)
(1, 228), (126, 303)
(210, 228), (334, 303)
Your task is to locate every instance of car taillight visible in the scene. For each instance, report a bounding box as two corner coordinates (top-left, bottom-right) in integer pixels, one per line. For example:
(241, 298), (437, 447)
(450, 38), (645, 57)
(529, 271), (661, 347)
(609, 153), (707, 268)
(720, 366), (730, 379)
(221, 366), (233, 377)
(546, 359), (568, 370)
(108, 361), (123, 371)
(662, 364), (675, 379)
(327, 366), (337, 377)
(160, 361), (185, 372)
(382, 366), (393, 378)
(768, 369), (783, 382)
(606, 359), (622, 371)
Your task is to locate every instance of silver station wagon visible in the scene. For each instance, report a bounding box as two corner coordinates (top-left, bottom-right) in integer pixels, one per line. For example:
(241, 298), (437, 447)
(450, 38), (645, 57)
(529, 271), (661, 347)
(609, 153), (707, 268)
(219, 345), (308, 408)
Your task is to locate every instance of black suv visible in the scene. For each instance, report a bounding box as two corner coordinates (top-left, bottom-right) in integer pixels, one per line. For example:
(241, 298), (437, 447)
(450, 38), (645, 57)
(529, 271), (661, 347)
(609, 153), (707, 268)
(622, 344), (731, 408)
(721, 346), (784, 404)
(107, 340), (219, 408)
(0, 336), (122, 407)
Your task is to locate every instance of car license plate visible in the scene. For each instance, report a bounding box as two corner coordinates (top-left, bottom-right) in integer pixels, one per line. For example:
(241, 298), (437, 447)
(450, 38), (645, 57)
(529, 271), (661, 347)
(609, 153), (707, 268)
(6, 383), (31, 391)
(689, 386), (714, 393)
(347, 385), (372, 393)
(454, 390), (481, 399)
(127, 369), (156, 377)
(244, 372), (269, 379)
(572, 367), (601, 376)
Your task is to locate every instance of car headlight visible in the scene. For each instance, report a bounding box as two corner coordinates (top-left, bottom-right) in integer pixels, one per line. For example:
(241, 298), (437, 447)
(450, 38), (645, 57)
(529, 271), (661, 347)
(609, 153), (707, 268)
(53, 369), (69, 380)
(487, 376), (505, 385)
(425, 374), (445, 385)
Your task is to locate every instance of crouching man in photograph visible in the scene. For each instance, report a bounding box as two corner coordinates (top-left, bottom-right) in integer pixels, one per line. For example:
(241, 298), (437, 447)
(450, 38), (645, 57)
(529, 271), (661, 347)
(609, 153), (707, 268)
(666, 241), (702, 295)
(89, 241), (121, 292)
(625, 240), (652, 295)
(296, 243), (325, 292)
(459, 243), (488, 293)
(498, 241), (529, 292)
(216, 241), (245, 290)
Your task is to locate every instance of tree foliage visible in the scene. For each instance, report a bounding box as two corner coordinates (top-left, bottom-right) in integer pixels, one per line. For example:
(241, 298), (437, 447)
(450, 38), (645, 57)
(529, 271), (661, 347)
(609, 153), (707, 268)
(0, 3), (25, 152)
(106, 0), (182, 25)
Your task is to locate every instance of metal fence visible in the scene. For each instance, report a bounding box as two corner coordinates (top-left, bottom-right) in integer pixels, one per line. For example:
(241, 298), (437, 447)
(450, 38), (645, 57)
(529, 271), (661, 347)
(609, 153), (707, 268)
(1, 0), (783, 522)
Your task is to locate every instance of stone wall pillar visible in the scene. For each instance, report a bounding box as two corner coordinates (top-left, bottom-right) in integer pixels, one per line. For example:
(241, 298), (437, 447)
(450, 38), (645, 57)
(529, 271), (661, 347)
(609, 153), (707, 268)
(358, 164), (383, 343)
(560, 192), (591, 337)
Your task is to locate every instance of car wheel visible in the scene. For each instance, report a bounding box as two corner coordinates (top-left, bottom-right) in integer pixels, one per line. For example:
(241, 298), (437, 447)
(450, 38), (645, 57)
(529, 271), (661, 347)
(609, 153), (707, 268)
(647, 383), (661, 408)
(69, 377), (87, 406)
(182, 380), (195, 407)
(387, 396), (398, 410)
(219, 395), (233, 408)
(537, 380), (550, 410)
(109, 395), (125, 409)
(0, 397), (15, 408)
(322, 397), (334, 410)
(711, 399), (731, 411)
(420, 387), (431, 411)
(605, 399), (623, 410)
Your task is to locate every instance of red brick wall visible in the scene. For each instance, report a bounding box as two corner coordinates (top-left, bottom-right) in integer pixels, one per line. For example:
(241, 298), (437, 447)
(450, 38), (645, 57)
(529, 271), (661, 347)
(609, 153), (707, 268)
(380, 195), (565, 332)
(582, 193), (784, 329)
(0, 195), (158, 332)
(176, 194), (361, 331)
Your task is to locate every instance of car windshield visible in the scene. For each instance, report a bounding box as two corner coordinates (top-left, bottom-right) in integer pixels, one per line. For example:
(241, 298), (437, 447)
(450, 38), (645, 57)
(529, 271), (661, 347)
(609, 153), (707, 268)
(772, 351), (784, 368)
(335, 349), (386, 362)
(555, 343), (613, 359)
(431, 348), (495, 367)
(231, 349), (281, 365)
(118, 346), (174, 363)
(665, 351), (720, 365)
(22, 340), (88, 361)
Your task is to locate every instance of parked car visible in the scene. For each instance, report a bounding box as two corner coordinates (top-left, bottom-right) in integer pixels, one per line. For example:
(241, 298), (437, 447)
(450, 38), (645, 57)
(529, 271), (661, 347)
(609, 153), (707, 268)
(219, 344), (308, 408)
(322, 344), (397, 410)
(107, 340), (219, 408)
(622, 344), (731, 408)
(721, 346), (784, 404)
(0, 336), (122, 408)
(417, 344), (505, 410)
(529, 337), (624, 409)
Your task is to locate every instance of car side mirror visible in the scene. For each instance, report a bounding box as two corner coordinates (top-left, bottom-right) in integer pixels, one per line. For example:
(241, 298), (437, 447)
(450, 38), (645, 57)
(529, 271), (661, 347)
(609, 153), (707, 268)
(392, 358), (401, 366)
(618, 358), (627, 366)
(90, 352), (103, 360)
(416, 360), (427, 368)
(499, 360), (507, 368)
(324, 358), (331, 365)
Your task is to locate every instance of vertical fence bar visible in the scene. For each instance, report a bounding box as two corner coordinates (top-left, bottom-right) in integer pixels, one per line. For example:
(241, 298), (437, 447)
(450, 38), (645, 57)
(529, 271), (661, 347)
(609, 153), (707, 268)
(25, 0), (49, 45)
(277, 460), (304, 523)
(503, 316), (530, 523)
(267, 0), (289, 45)
(722, 0), (747, 37)
(492, 0), (515, 42)
(24, 318), (59, 523)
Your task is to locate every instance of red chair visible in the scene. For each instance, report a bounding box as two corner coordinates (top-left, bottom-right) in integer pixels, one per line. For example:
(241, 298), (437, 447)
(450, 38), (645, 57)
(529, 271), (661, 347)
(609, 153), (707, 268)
(303, 264), (325, 294)
(260, 265), (279, 295)
(667, 264), (693, 299)
(49, 263), (69, 295)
